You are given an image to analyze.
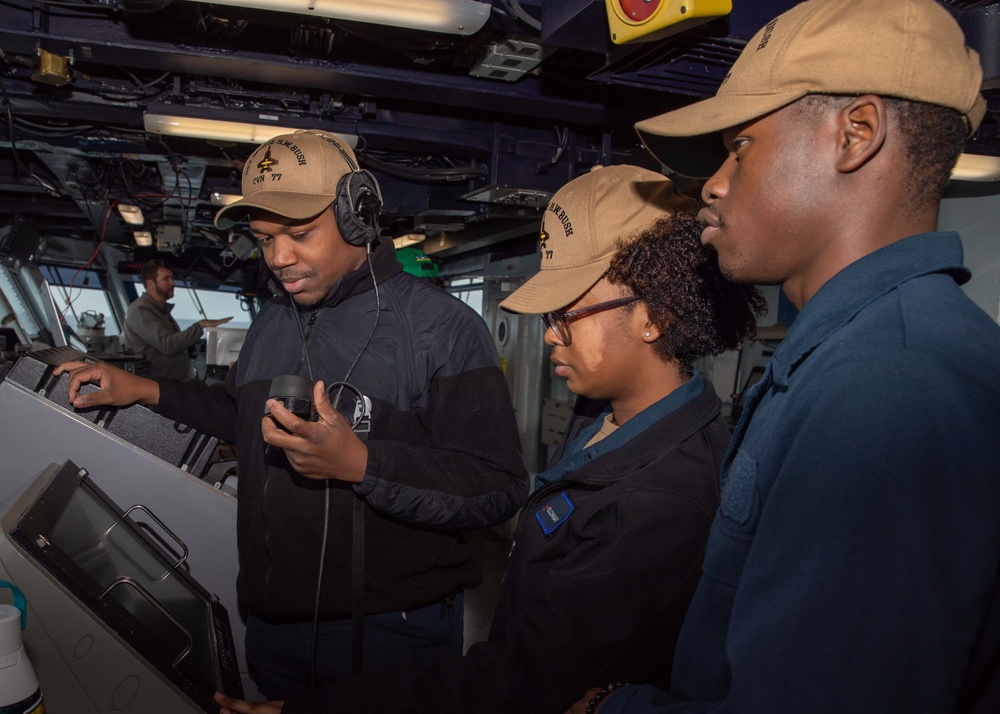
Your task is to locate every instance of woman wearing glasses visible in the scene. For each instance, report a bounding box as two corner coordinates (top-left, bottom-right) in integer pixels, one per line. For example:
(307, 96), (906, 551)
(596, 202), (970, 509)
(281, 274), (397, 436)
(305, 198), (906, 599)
(489, 164), (763, 712)
(216, 165), (763, 714)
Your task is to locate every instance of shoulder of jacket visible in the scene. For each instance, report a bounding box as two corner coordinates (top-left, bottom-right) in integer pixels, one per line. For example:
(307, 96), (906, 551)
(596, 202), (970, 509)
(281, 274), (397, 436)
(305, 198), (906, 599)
(378, 275), (471, 328)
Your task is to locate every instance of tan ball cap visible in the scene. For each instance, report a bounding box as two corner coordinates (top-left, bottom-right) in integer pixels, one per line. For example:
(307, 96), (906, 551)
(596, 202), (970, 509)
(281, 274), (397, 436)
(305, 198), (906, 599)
(499, 165), (697, 315)
(215, 130), (358, 229)
(635, 0), (986, 178)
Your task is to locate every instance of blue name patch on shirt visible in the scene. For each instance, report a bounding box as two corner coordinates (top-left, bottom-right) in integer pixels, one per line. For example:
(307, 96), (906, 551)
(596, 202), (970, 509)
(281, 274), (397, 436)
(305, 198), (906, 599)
(535, 492), (575, 535)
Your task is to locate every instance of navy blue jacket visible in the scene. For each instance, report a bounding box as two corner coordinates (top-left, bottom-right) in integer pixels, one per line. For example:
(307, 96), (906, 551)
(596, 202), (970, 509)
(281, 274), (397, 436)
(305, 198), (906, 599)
(605, 232), (1000, 713)
(283, 375), (726, 713)
(153, 239), (528, 620)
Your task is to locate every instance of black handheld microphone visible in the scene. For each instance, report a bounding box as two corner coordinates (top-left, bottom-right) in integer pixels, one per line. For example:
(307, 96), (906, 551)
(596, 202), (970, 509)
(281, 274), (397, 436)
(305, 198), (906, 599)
(265, 374), (313, 466)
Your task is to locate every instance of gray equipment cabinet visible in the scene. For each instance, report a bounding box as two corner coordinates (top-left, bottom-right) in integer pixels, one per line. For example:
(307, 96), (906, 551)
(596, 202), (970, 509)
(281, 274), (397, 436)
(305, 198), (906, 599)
(0, 349), (252, 707)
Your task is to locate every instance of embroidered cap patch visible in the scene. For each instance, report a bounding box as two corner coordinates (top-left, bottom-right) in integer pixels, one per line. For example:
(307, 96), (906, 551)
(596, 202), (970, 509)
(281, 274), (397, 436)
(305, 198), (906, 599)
(535, 492), (575, 535)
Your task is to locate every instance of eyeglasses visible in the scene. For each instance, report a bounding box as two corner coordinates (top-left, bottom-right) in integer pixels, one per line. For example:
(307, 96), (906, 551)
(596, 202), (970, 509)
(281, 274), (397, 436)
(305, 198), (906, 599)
(541, 296), (639, 346)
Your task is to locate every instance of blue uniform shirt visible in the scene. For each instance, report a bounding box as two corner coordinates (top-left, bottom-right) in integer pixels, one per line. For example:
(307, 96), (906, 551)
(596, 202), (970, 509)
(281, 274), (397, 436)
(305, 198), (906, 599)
(533, 371), (704, 490)
(606, 232), (1000, 713)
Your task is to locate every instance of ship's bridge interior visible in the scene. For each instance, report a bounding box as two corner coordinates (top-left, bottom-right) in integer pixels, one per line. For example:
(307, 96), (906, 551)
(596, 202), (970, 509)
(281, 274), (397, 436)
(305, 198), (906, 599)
(0, 2), (999, 712)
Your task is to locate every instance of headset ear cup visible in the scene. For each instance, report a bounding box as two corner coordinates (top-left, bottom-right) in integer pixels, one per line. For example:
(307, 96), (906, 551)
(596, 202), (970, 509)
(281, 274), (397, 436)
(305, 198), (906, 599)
(335, 171), (382, 246)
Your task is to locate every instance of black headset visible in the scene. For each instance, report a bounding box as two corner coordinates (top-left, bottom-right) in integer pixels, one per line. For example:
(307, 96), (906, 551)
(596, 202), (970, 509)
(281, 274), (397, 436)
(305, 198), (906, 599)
(308, 131), (383, 247)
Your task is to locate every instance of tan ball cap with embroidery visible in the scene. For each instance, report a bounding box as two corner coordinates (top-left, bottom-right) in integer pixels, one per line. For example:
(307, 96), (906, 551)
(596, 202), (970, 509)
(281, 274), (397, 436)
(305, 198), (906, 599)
(499, 165), (697, 315)
(215, 130), (358, 229)
(635, 0), (986, 178)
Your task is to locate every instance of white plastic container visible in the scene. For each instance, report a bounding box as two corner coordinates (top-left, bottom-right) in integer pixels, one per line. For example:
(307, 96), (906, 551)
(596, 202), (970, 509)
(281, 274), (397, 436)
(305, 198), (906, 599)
(0, 581), (43, 714)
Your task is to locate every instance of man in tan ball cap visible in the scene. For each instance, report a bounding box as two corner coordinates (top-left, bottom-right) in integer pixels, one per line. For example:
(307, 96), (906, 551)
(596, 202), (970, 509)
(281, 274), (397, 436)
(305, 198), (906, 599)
(569, 0), (1000, 711)
(56, 129), (529, 703)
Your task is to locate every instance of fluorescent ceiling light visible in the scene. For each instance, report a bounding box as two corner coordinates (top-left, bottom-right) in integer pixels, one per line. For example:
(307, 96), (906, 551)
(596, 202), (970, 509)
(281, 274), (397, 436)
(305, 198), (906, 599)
(211, 192), (243, 206)
(951, 153), (1000, 182)
(118, 204), (145, 226)
(133, 231), (153, 247)
(144, 113), (359, 148)
(181, 0), (490, 35)
(393, 234), (425, 249)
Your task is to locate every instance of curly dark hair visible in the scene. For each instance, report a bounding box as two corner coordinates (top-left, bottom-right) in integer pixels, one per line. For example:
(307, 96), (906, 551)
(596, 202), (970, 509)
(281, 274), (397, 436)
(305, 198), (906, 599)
(606, 211), (766, 377)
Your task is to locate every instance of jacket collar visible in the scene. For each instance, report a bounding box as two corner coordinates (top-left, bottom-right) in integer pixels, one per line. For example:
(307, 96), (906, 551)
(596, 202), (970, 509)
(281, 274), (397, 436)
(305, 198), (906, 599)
(538, 374), (721, 490)
(769, 232), (969, 389)
(139, 290), (174, 314)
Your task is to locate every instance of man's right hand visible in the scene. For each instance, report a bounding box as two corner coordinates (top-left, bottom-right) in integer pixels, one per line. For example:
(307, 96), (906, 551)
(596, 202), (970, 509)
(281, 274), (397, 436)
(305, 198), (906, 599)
(200, 317), (234, 329)
(53, 361), (160, 409)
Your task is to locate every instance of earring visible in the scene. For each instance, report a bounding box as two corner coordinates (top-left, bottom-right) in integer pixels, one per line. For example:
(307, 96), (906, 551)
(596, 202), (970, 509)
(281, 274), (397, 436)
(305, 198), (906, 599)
(644, 331), (651, 337)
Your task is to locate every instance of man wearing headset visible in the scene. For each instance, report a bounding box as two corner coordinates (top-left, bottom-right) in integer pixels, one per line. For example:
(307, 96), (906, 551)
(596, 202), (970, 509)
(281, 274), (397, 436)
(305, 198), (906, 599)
(54, 130), (528, 699)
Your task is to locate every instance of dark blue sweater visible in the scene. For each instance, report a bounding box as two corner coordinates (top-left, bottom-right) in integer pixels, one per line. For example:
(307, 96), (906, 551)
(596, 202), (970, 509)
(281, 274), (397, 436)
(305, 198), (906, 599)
(607, 232), (1000, 713)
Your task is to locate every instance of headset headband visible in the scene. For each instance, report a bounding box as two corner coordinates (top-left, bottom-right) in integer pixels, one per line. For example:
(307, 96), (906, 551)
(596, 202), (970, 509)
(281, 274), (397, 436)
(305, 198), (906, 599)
(308, 131), (359, 173)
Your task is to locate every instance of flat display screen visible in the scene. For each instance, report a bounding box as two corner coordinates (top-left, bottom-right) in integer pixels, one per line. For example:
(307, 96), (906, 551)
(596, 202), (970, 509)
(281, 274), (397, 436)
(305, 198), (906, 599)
(9, 461), (242, 711)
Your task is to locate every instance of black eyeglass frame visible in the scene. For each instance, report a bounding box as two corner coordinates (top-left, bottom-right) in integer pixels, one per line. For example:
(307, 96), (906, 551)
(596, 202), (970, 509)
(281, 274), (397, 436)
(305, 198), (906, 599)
(541, 295), (639, 346)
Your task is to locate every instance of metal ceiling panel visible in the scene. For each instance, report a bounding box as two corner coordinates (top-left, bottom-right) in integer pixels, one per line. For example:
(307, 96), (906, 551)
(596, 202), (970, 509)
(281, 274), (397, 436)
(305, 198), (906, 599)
(0, 0), (996, 285)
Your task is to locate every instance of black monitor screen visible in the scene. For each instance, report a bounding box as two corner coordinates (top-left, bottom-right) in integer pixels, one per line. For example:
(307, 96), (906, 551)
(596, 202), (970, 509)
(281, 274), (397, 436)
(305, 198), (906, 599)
(9, 460), (242, 711)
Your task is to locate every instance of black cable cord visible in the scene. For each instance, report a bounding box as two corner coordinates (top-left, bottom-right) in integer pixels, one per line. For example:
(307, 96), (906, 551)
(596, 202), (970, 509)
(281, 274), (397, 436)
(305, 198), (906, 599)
(9, 116), (95, 137)
(323, 381), (366, 428)
(535, 125), (569, 172)
(362, 154), (483, 183)
(504, 0), (542, 32)
(308, 240), (381, 691)
(123, 69), (172, 91)
(340, 244), (381, 387)
(287, 290), (326, 692)
(291, 299), (316, 383)
(309, 480), (332, 692)
(0, 78), (61, 196)
(171, 168), (194, 254)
